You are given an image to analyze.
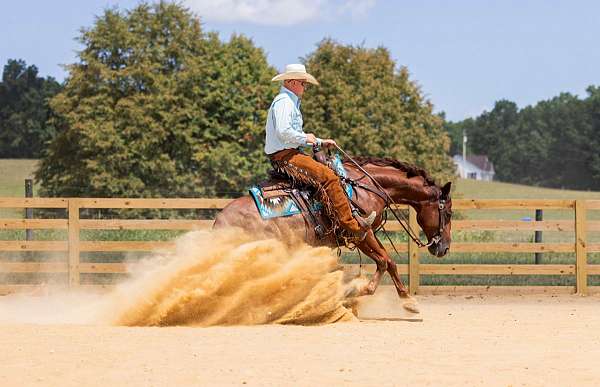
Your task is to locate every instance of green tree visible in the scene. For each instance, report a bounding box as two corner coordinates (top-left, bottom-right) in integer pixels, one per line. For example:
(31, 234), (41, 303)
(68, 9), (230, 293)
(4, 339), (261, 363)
(448, 90), (600, 190)
(0, 59), (62, 158)
(36, 2), (276, 197)
(301, 39), (455, 184)
(469, 100), (520, 182)
(443, 115), (476, 156)
(586, 86), (600, 188)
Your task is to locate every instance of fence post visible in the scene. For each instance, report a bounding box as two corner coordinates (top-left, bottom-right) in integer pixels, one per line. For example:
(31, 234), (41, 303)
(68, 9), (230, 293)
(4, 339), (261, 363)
(575, 200), (587, 295)
(534, 209), (543, 264)
(408, 206), (420, 295)
(68, 198), (80, 287)
(25, 179), (34, 241)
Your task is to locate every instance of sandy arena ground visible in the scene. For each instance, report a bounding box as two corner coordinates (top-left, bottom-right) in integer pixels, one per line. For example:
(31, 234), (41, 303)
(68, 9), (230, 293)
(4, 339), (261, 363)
(1, 289), (600, 387)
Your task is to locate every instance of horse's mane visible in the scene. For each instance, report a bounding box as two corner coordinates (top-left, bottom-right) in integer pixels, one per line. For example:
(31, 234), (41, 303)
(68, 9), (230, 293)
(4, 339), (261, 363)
(347, 156), (437, 187)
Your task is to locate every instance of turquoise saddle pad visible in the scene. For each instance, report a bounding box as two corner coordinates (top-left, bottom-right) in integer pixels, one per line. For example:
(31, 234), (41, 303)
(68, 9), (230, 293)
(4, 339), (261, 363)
(249, 154), (353, 220)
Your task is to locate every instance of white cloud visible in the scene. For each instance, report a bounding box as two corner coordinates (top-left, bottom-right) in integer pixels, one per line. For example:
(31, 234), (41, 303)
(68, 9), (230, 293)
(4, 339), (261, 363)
(337, 0), (376, 19)
(184, 0), (376, 26)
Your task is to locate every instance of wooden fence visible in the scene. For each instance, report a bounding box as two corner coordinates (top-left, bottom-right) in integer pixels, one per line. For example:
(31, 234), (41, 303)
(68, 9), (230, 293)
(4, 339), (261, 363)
(1, 197), (599, 295)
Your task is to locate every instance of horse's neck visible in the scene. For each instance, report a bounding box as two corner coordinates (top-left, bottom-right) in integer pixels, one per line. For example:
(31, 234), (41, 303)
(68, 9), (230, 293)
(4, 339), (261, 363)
(366, 165), (438, 204)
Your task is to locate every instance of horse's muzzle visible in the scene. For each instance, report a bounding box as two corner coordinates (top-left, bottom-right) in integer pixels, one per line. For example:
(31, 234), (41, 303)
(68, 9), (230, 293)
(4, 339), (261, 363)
(428, 242), (449, 257)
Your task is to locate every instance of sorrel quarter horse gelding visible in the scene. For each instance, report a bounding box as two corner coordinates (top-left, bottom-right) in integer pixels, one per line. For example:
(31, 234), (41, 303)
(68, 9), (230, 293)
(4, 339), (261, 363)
(214, 156), (453, 313)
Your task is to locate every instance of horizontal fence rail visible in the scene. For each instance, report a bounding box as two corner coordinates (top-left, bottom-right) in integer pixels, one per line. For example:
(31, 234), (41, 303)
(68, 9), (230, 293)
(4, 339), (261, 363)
(0, 198), (599, 295)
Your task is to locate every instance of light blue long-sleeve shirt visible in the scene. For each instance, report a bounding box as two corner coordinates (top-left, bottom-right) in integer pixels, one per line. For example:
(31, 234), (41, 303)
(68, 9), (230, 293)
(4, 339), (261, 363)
(264, 87), (318, 155)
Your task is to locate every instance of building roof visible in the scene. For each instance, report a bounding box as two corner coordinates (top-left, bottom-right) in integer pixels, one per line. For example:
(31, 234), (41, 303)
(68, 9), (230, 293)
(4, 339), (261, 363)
(466, 155), (494, 172)
(452, 154), (495, 174)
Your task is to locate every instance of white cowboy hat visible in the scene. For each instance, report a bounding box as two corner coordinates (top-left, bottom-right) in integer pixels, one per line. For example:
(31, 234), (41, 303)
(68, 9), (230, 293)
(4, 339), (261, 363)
(271, 63), (319, 85)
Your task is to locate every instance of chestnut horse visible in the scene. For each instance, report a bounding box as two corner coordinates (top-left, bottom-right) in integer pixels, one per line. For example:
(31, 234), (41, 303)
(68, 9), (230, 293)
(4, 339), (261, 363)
(213, 156), (453, 312)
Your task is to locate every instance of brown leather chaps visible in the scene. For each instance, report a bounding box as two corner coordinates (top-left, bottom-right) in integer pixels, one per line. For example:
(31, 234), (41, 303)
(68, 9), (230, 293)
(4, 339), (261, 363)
(269, 148), (361, 233)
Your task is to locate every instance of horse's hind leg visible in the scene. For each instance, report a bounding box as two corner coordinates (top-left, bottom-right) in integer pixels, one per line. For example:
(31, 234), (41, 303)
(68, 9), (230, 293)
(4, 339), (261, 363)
(343, 230), (385, 298)
(348, 231), (387, 297)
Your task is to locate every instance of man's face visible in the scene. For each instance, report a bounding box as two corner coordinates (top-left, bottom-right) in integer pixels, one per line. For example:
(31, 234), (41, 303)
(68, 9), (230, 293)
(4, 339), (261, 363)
(285, 79), (308, 97)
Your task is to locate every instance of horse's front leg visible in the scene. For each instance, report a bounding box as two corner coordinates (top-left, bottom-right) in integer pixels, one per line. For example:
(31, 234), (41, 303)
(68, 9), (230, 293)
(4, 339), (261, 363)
(371, 237), (410, 298)
(351, 231), (419, 313)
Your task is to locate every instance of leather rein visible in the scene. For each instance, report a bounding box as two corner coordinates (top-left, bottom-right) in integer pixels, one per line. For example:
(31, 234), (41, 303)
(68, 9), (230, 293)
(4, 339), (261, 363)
(334, 144), (447, 249)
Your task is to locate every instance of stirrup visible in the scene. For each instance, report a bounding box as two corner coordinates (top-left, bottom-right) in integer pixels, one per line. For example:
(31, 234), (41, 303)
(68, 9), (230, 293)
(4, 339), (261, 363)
(353, 210), (376, 230)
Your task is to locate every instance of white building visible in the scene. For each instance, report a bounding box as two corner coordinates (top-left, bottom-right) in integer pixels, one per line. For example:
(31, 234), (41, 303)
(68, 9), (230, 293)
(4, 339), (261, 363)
(453, 154), (495, 181)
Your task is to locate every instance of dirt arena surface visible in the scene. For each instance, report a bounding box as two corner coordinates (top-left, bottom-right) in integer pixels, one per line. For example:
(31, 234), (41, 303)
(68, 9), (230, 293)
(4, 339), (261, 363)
(2, 290), (600, 386)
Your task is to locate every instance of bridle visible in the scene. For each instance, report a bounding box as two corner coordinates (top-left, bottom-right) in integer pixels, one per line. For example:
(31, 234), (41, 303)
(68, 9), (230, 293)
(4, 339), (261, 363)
(334, 144), (448, 249)
(429, 196), (448, 247)
(383, 189), (448, 248)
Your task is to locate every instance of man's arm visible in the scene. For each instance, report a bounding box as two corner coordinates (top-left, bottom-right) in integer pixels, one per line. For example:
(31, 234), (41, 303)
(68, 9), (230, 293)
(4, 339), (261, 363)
(272, 99), (308, 146)
(272, 99), (333, 147)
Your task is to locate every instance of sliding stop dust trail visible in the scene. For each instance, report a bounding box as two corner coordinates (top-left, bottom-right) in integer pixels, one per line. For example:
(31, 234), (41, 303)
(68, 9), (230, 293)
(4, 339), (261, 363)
(0, 229), (358, 326)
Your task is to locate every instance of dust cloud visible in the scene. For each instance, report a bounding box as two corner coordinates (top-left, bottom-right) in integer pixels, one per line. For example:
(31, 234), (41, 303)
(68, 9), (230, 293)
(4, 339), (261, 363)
(0, 229), (359, 326)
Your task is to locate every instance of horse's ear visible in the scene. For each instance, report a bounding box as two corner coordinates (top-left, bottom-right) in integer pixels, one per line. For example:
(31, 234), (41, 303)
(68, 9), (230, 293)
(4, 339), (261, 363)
(441, 182), (452, 198)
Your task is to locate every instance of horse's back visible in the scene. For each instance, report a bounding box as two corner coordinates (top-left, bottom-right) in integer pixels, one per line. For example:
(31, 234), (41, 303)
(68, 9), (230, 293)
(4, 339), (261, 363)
(213, 196), (258, 230)
(213, 195), (318, 245)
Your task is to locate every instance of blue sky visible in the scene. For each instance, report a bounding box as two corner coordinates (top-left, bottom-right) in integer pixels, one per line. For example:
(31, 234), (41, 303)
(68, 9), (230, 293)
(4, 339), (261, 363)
(1, 0), (599, 121)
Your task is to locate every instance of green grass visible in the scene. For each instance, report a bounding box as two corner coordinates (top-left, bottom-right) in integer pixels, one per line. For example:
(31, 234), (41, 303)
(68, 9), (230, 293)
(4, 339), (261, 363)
(0, 159), (38, 197)
(454, 178), (600, 200)
(0, 159), (39, 218)
(454, 178), (600, 220)
(452, 178), (600, 248)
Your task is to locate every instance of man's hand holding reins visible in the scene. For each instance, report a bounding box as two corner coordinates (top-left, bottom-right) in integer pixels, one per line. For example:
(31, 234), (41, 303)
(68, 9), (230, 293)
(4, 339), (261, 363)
(306, 133), (337, 148)
(306, 133), (318, 145)
(320, 139), (337, 147)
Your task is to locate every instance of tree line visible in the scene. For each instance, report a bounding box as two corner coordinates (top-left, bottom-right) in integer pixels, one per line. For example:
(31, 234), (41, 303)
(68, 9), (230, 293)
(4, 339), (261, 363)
(0, 59), (61, 158)
(1, 2), (453, 198)
(446, 90), (600, 190)
(4, 2), (599, 194)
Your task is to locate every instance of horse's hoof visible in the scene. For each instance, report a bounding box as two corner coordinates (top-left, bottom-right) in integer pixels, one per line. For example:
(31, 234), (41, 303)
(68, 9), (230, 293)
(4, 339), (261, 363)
(344, 285), (359, 298)
(403, 301), (420, 314)
(344, 277), (369, 299)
